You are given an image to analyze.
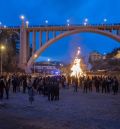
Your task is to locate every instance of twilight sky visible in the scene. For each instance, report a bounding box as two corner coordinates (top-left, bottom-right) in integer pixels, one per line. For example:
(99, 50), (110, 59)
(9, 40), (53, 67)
(0, 0), (120, 62)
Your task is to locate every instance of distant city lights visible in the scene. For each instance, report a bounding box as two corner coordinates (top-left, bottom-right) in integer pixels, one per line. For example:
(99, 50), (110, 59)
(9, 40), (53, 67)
(60, 64), (63, 67)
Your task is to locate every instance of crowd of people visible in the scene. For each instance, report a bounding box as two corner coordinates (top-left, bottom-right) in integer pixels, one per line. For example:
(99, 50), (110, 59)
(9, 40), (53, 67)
(0, 73), (119, 104)
(68, 76), (119, 94)
(0, 74), (66, 103)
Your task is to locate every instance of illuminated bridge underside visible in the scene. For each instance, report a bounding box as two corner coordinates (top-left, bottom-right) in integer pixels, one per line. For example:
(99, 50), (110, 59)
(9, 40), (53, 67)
(27, 27), (120, 68)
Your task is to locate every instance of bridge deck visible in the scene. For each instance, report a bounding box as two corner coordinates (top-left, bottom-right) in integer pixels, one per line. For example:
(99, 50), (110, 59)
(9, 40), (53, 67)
(0, 24), (120, 32)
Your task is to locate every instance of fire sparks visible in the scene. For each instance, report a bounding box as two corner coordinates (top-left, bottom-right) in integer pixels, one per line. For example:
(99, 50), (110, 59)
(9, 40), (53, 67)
(71, 47), (85, 78)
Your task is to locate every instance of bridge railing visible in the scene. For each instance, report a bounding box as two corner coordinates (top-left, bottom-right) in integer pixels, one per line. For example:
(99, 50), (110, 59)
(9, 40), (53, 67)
(0, 23), (120, 29)
(28, 23), (120, 28)
(0, 26), (20, 29)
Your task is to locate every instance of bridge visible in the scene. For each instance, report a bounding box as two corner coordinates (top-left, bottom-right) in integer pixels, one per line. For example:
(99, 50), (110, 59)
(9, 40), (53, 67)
(0, 22), (120, 72)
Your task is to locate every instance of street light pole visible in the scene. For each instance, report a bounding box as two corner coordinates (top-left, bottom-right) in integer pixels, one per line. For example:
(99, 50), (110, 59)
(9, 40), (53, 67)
(0, 45), (5, 75)
(0, 51), (2, 75)
(33, 54), (37, 74)
(34, 62), (35, 74)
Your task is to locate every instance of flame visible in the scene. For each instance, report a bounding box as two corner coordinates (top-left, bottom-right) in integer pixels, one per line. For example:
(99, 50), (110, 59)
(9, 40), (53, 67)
(77, 47), (80, 56)
(71, 47), (85, 78)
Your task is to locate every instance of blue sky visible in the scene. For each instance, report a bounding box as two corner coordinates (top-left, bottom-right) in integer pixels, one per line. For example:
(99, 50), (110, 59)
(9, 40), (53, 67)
(0, 0), (120, 62)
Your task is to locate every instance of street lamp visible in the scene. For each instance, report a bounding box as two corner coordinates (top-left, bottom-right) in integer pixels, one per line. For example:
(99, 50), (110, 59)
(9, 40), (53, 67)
(4, 25), (7, 28)
(103, 18), (107, 24)
(67, 19), (70, 23)
(34, 54), (37, 58)
(84, 18), (88, 26)
(84, 18), (88, 22)
(104, 18), (107, 22)
(0, 45), (5, 75)
(26, 21), (29, 28)
(48, 58), (50, 62)
(33, 54), (37, 74)
(45, 20), (48, 25)
(20, 15), (25, 25)
(83, 22), (87, 26)
(67, 19), (70, 26)
(0, 22), (2, 27)
(67, 23), (70, 26)
(20, 15), (25, 20)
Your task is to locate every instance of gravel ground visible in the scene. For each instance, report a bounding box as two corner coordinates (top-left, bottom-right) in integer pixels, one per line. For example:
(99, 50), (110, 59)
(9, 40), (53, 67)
(0, 88), (120, 129)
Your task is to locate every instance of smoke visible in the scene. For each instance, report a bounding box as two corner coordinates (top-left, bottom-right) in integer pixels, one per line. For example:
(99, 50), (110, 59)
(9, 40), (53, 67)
(68, 34), (84, 62)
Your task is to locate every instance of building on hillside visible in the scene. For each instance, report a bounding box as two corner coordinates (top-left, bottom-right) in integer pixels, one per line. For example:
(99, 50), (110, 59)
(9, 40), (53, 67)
(114, 50), (120, 59)
(80, 57), (88, 71)
(89, 51), (103, 63)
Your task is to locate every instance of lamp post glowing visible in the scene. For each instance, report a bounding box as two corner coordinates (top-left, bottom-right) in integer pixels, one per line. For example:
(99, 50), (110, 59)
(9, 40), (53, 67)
(20, 15), (25, 26)
(84, 18), (88, 26)
(103, 18), (107, 24)
(33, 54), (37, 74)
(20, 15), (25, 20)
(67, 19), (70, 23)
(45, 20), (48, 25)
(34, 54), (37, 58)
(67, 19), (70, 26)
(84, 22), (87, 26)
(0, 45), (5, 75)
(84, 18), (88, 22)
(48, 58), (50, 62)
(26, 21), (29, 28)
(0, 22), (2, 27)
(3, 25), (7, 28)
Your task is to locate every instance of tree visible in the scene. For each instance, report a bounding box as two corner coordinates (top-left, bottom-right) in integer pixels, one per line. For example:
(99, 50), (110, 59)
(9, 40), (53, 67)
(0, 30), (19, 72)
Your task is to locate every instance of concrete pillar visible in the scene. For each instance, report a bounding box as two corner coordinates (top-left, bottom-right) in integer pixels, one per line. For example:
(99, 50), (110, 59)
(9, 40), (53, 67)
(119, 30), (120, 36)
(117, 30), (120, 35)
(46, 31), (49, 42)
(117, 30), (119, 35)
(32, 31), (36, 55)
(53, 31), (56, 38)
(26, 32), (30, 61)
(39, 31), (42, 47)
(109, 29), (112, 33)
(60, 31), (63, 34)
(19, 22), (28, 69)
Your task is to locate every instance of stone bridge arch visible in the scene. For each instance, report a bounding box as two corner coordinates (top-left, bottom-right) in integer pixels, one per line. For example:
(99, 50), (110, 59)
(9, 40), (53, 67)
(27, 28), (120, 70)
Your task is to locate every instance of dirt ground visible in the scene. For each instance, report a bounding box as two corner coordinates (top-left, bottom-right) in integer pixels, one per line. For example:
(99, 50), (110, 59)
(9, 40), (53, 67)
(0, 88), (120, 129)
